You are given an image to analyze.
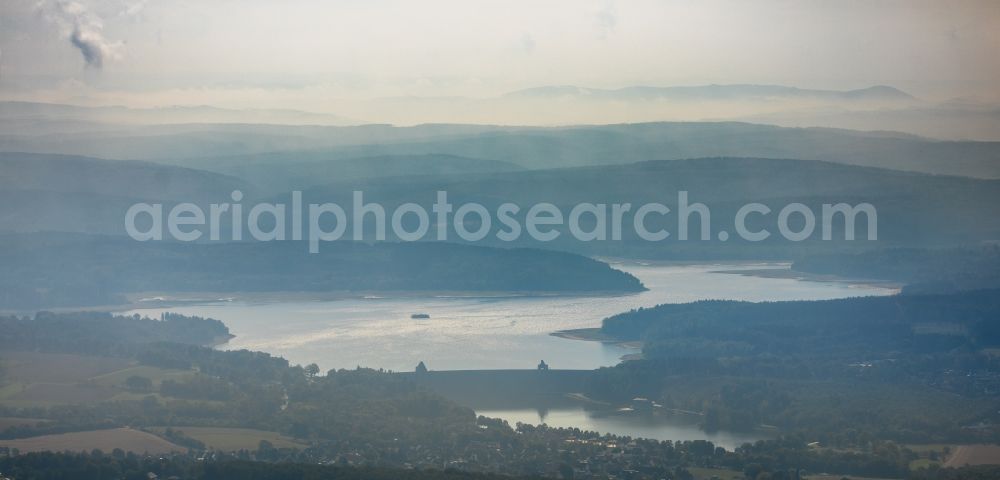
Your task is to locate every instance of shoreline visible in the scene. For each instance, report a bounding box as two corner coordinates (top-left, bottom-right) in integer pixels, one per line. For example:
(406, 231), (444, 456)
(3, 261), (901, 315)
(119, 288), (645, 311)
(0, 288), (645, 315)
(550, 264), (901, 358)
(551, 328), (643, 352)
(712, 268), (903, 293)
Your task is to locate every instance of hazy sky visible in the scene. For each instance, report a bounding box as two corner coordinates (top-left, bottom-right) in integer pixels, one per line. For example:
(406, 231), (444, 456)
(1, 0), (999, 110)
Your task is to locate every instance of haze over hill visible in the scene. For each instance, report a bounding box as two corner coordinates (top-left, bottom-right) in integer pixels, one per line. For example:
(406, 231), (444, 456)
(3, 81), (998, 140)
(4, 152), (998, 259)
(4, 1), (1000, 478)
(0, 233), (644, 309)
(297, 157), (1000, 257)
(0, 101), (359, 130)
(2, 115), (999, 178)
(0, 152), (249, 201)
(504, 84), (917, 104)
(198, 153), (524, 193)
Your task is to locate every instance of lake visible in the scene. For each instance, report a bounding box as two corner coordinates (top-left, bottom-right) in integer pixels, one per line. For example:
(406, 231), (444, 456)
(127, 261), (894, 446)
(126, 262), (893, 372)
(475, 406), (770, 450)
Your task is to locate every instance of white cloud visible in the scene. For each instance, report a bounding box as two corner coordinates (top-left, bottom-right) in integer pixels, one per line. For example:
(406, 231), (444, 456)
(37, 0), (124, 68)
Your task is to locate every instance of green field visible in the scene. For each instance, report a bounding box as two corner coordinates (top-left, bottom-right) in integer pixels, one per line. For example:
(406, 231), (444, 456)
(0, 417), (49, 431)
(0, 352), (194, 407)
(1, 352), (131, 383)
(0, 351), (311, 455)
(904, 444), (955, 454)
(804, 476), (898, 480)
(687, 467), (743, 480)
(147, 426), (307, 451)
(908, 458), (941, 470)
(89, 364), (196, 387)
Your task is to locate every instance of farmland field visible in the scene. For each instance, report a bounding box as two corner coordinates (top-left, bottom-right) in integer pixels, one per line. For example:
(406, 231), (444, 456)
(0, 352), (193, 407)
(943, 444), (1000, 467)
(0, 428), (182, 454)
(1, 352), (131, 383)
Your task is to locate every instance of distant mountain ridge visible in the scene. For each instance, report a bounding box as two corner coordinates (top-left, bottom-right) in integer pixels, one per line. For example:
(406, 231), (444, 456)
(184, 153), (524, 192)
(0, 101), (358, 127)
(0, 152), (250, 201)
(5, 81), (997, 140)
(3, 120), (998, 178)
(504, 84), (916, 102)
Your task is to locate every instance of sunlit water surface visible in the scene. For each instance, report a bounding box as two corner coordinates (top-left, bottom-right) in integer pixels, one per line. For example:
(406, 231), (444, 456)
(127, 262), (893, 445)
(127, 262), (893, 372)
(474, 407), (771, 450)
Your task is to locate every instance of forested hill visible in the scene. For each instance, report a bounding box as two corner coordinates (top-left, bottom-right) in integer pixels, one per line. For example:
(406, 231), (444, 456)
(586, 289), (1000, 443)
(4, 153), (999, 261)
(0, 234), (644, 309)
(600, 289), (1000, 356)
(298, 157), (1000, 258)
(4, 117), (999, 178)
(793, 246), (1000, 294)
(0, 312), (231, 355)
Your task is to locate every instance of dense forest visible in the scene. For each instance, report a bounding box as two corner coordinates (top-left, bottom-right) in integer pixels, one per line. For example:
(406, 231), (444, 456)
(4, 450), (1000, 480)
(601, 289), (1000, 351)
(4, 152), (1000, 260)
(0, 452), (541, 480)
(291, 157), (1000, 259)
(0, 312), (231, 355)
(0, 233), (643, 309)
(588, 290), (1000, 443)
(793, 246), (1000, 293)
